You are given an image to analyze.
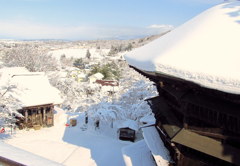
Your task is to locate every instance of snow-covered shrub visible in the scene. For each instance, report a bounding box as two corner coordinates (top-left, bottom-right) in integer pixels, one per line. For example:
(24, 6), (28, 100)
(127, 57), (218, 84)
(0, 95), (22, 128)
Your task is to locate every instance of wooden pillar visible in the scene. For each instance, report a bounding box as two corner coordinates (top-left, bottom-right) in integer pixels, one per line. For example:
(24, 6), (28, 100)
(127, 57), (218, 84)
(31, 110), (33, 125)
(38, 109), (42, 125)
(43, 108), (46, 125)
(34, 109), (37, 124)
(51, 106), (54, 126)
(24, 110), (28, 124)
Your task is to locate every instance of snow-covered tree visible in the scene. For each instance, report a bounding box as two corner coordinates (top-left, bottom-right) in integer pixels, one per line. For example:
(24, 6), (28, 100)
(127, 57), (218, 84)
(86, 49), (91, 59)
(0, 86), (22, 128)
(60, 54), (74, 67)
(87, 64), (157, 124)
(2, 45), (58, 72)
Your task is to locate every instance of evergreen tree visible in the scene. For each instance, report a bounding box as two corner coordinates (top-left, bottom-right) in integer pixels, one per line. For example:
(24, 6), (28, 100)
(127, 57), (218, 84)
(89, 62), (121, 80)
(73, 58), (85, 69)
(86, 49), (91, 59)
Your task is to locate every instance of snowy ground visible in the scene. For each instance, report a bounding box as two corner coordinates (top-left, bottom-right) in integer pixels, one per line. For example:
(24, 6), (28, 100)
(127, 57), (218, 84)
(1, 108), (132, 166)
(49, 48), (110, 61)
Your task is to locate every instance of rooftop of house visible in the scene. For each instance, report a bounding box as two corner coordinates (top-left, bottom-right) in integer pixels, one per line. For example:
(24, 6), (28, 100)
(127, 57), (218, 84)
(0, 67), (62, 107)
(117, 120), (139, 131)
(125, 1), (240, 94)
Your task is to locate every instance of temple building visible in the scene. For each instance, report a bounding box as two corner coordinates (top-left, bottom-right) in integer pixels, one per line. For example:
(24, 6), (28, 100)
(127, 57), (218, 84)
(0, 67), (62, 129)
(125, 1), (240, 166)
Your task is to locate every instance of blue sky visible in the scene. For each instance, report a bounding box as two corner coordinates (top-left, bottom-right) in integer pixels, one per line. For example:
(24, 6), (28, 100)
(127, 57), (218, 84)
(0, 0), (223, 40)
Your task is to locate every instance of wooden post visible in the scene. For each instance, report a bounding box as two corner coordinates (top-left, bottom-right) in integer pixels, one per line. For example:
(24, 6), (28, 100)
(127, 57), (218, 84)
(43, 108), (46, 125)
(34, 109), (37, 124)
(38, 109), (42, 126)
(51, 106), (54, 126)
(24, 110), (28, 124)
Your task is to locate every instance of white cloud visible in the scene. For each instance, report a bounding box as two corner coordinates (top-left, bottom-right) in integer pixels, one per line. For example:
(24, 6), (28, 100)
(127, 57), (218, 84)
(148, 24), (174, 29)
(0, 20), (173, 40)
(178, 0), (223, 5)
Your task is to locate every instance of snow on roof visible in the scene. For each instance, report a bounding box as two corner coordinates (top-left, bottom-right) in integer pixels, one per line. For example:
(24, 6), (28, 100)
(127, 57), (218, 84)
(142, 126), (171, 166)
(122, 140), (156, 166)
(89, 72), (104, 80)
(0, 67), (28, 83)
(0, 141), (62, 166)
(117, 120), (139, 131)
(0, 67), (62, 107)
(125, 1), (240, 94)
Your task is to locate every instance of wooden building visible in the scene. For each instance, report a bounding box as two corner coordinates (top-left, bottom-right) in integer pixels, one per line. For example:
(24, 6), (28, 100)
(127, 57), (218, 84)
(17, 103), (54, 129)
(124, 1), (240, 166)
(118, 120), (138, 142)
(119, 128), (136, 142)
(0, 68), (62, 129)
(135, 68), (240, 166)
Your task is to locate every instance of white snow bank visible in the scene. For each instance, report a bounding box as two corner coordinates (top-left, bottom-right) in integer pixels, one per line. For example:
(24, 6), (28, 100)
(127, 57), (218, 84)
(117, 120), (139, 131)
(125, 1), (240, 94)
(0, 67), (63, 107)
(0, 141), (62, 166)
(142, 126), (171, 166)
(122, 140), (156, 166)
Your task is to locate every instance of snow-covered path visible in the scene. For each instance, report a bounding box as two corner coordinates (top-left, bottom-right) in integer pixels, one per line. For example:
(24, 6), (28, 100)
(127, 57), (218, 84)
(63, 127), (128, 166)
(2, 108), (130, 166)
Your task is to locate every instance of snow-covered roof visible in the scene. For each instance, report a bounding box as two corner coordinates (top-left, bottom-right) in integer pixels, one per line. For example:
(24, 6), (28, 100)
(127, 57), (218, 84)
(117, 120), (139, 131)
(0, 141), (62, 166)
(142, 126), (171, 166)
(89, 72), (104, 80)
(125, 1), (240, 94)
(0, 67), (28, 78)
(0, 67), (63, 107)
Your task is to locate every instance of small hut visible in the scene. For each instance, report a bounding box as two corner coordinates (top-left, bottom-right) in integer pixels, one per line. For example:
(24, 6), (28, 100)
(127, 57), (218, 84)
(118, 120), (138, 142)
(0, 68), (62, 129)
